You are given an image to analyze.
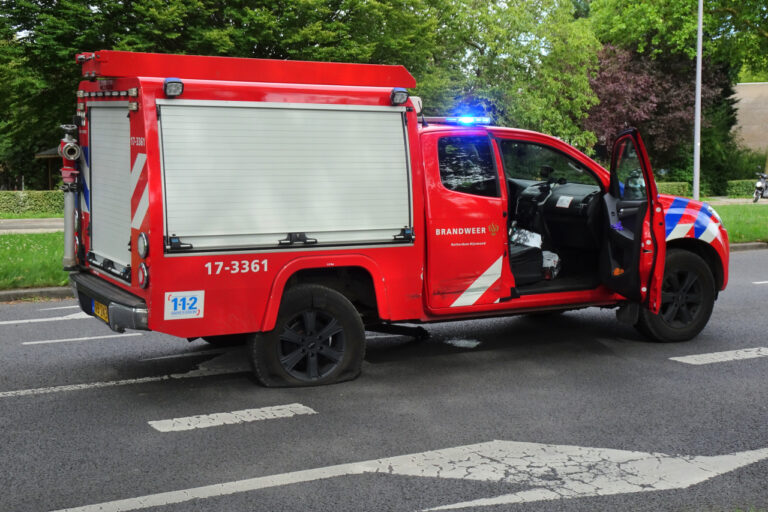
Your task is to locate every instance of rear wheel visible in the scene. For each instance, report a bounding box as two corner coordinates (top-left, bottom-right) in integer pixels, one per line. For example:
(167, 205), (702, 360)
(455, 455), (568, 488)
(249, 284), (365, 387)
(635, 249), (715, 342)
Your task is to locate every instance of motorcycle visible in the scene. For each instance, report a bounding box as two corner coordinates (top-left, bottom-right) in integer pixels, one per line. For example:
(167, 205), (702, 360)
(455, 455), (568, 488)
(754, 172), (768, 203)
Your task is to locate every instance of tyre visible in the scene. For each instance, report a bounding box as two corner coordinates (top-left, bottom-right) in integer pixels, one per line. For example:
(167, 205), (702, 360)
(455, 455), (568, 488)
(249, 284), (365, 387)
(635, 249), (716, 342)
(201, 334), (248, 347)
(754, 190), (761, 203)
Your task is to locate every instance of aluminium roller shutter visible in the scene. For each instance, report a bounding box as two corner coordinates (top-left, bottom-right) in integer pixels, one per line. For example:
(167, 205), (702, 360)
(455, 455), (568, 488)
(158, 101), (412, 250)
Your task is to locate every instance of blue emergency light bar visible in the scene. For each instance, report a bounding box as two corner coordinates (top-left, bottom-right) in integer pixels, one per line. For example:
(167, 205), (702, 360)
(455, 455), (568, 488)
(422, 116), (492, 126)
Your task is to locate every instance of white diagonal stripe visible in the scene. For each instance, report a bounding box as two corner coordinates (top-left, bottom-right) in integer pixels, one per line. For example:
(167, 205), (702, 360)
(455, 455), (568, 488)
(78, 153), (90, 213)
(665, 222), (693, 241)
(670, 347), (768, 365)
(451, 256), (503, 307)
(148, 403), (317, 432)
(129, 153), (147, 195)
(698, 220), (719, 243)
(131, 184), (149, 229)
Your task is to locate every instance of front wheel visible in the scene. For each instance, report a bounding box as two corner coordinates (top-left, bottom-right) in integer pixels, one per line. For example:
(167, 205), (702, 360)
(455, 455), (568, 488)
(635, 249), (716, 342)
(249, 284), (365, 387)
(754, 189), (762, 203)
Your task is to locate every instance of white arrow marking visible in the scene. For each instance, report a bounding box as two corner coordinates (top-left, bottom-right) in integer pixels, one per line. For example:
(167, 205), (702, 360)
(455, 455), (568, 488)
(753, 281), (768, 285)
(0, 311), (90, 325)
(50, 440), (768, 512)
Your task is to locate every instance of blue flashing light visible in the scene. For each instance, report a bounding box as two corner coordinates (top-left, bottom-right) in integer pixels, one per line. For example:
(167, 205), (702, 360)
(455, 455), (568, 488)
(446, 116), (491, 125)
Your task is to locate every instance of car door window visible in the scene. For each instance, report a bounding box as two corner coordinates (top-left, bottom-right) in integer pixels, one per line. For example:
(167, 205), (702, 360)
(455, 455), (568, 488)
(498, 140), (599, 187)
(613, 139), (647, 200)
(437, 136), (499, 198)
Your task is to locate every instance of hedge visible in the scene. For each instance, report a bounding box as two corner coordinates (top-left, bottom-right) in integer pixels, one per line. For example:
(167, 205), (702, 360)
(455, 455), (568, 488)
(656, 182), (692, 197)
(0, 191), (64, 214)
(725, 180), (756, 198)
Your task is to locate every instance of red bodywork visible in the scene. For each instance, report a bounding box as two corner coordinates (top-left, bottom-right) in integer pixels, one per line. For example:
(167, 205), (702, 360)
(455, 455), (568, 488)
(70, 51), (728, 339)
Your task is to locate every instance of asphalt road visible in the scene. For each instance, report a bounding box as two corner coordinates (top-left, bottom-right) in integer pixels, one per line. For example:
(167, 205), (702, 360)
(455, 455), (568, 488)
(0, 250), (767, 512)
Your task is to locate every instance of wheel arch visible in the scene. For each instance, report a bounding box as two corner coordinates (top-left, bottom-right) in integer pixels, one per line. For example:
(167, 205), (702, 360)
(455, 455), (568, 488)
(665, 238), (725, 292)
(260, 256), (389, 331)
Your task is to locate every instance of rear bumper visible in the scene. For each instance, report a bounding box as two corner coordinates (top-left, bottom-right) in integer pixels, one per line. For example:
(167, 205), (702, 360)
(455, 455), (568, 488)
(70, 272), (148, 332)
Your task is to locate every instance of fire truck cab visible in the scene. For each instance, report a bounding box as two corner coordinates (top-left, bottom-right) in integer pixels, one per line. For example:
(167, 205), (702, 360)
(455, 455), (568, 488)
(63, 51), (729, 387)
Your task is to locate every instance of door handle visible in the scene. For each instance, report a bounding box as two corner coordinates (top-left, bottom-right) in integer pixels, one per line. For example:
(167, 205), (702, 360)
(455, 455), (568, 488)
(618, 207), (640, 218)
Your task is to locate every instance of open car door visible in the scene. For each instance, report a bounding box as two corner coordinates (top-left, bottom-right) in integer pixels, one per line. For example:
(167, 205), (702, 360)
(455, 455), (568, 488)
(600, 129), (665, 313)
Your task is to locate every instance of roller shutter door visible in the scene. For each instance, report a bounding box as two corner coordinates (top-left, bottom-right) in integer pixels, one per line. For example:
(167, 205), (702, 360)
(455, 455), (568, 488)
(89, 105), (131, 268)
(159, 101), (412, 250)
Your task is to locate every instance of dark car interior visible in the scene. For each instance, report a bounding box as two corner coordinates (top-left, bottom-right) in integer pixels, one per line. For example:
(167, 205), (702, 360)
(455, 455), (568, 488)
(499, 140), (605, 294)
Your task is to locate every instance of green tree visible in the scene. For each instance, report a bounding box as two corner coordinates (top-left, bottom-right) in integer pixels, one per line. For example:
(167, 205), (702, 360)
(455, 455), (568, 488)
(588, 0), (766, 191)
(439, 0), (600, 149)
(0, 0), (445, 188)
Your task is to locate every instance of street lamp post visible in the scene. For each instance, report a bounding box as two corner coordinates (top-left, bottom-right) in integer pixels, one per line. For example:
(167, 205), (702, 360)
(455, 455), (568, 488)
(693, 0), (703, 200)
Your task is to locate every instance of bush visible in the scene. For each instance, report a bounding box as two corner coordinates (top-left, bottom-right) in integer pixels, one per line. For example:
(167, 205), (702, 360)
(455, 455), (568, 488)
(656, 182), (692, 197)
(726, 180), (757, 197)
(0, 191), (64, 215)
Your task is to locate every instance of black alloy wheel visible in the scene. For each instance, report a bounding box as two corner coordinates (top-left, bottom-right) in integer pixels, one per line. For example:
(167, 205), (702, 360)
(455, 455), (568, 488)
(249, 284), (365, 387)
(635, 249), (715, 342)
(278, 309), (345, 381)
(659, 267), (705, 329)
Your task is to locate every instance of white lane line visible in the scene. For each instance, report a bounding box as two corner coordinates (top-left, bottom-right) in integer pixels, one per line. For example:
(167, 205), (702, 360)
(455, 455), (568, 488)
(23, 333), (142, 346)
(49, 440), (768, 512)
(148, 403), (317, 432)
(0, 311), (90, 326)
(0, 351), (250, 399)
(38, 305), (80, 311)
(670, 347), (768, 365)
(753, 281), (768, 285)
(140, 349), (228, 361)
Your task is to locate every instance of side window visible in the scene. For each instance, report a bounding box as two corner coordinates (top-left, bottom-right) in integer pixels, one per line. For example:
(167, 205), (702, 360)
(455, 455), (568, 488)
(498, 140), (599, 187)
(613, 139), (647, 200)
(437, 136), (499, 198)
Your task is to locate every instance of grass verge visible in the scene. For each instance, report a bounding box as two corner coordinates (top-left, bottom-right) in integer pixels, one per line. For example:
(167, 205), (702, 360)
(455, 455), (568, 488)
(0, 232), (69, 290)
(0, 212), (63, 219)
(715, 204), (768, 243)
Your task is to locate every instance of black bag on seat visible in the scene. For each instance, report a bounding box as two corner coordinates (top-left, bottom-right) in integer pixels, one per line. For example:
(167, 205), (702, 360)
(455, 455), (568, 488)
(509, 244), (543, 286)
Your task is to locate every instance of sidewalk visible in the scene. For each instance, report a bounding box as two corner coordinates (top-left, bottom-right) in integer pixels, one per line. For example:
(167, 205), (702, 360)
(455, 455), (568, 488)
(0, 218), (64, 234)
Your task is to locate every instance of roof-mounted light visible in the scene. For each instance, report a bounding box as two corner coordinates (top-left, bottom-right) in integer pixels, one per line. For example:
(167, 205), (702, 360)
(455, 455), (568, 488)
(164, 77), (184, 98)
(390, 87), (409, 106)
(422, 116), (492, 126)
(447, 116), (491, 125)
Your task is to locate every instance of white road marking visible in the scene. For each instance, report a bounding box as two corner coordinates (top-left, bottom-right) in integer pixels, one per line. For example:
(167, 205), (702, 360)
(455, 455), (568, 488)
(0, 351), (249, 399)
(0, 311), (90, 326)
(670, 347), (768, 365)
(148, 403), (317, 432)
(753, 281), (768, 285)
(49, 440), (768, 512)
(140, 349), (228, 361)
(23, 333), (142, 345)
(443, 338), (481, 349)
(38, 305), (80, 311)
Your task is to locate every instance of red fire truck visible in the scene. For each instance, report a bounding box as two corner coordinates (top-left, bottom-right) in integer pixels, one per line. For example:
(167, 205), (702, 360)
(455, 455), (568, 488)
(60, 50), (729, 387)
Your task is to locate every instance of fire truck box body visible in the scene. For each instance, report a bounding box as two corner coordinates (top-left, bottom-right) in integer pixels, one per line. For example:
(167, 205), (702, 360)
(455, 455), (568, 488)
(64, 51), (730, 387)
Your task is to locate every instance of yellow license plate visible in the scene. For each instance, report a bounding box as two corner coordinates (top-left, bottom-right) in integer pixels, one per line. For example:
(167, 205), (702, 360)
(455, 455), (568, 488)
(93, 300), (109, 323)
